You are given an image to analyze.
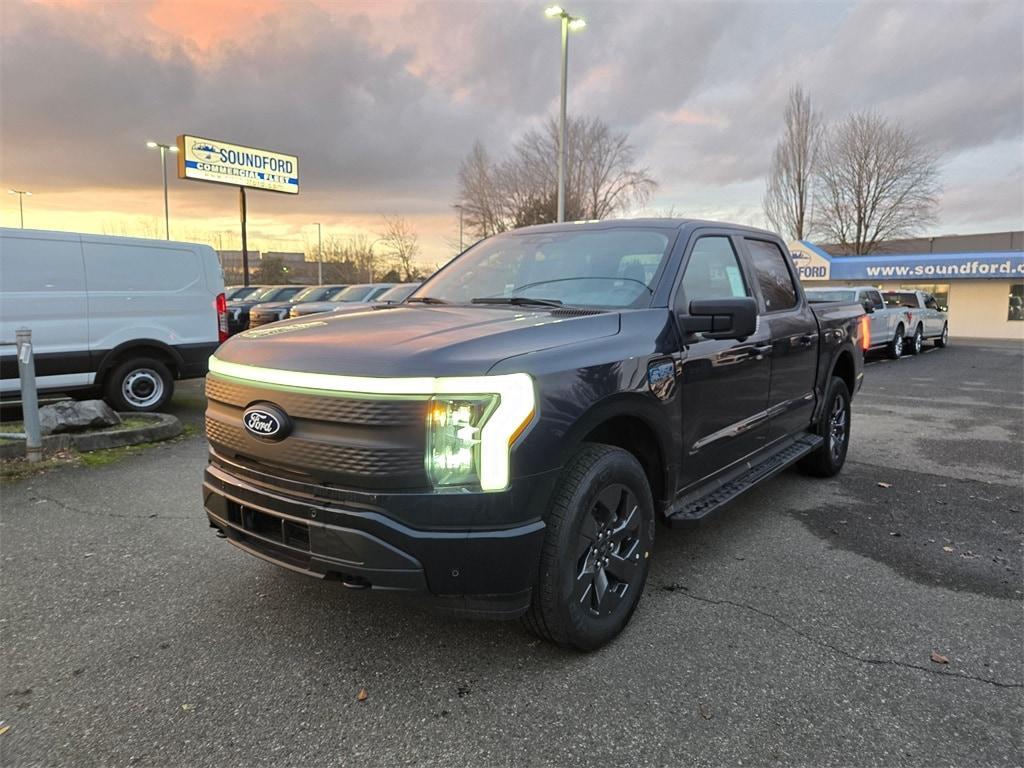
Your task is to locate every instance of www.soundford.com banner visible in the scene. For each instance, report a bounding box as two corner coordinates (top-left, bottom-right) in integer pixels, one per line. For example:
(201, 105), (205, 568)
(177, 135), (298, 194)
(790, 241), (1024, 282)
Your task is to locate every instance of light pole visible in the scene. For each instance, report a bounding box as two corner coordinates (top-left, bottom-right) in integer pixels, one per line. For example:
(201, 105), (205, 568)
(311, 222), (323, 284)
(452, 204), (464, 252)
(7, 189), (31, 228)
(544, 5), (585, 224)
(146, 141), (179, 239)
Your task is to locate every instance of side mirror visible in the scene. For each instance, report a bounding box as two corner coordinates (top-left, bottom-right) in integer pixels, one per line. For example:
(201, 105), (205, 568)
(862, 299), (875, 314)
(679, 297), (758, 341)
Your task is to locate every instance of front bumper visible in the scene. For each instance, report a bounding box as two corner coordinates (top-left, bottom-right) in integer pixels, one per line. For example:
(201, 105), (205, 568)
(203, 457), (548, 618)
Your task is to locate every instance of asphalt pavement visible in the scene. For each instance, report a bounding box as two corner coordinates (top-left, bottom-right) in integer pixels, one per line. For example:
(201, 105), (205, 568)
(2, 340), (1021, 767)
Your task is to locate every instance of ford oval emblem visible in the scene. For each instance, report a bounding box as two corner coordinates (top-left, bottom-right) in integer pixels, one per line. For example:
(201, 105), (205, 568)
(242, 404), (291, 441)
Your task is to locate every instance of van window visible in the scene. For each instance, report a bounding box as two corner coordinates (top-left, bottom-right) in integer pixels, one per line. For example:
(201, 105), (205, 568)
(679, 237), (749, 307)
(0, 235), (85, 292)
(83, 242), (200, 291)
(745, 239), (797, 311)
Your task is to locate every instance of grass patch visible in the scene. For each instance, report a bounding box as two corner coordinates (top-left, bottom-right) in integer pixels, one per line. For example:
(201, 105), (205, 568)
(0, 451), (79, 483)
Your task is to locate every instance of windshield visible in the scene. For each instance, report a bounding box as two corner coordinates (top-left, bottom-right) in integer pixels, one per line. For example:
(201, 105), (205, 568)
(376, 284), (420, 303)
(226, 286), (260, 300)
(411, 228), (672, 308)
(292, 285), (343, 303)
(883, 292), (919, 308)
(254, 286), (302, 302)
(333, 285), (377, 302)
(806, 289), (857, 302)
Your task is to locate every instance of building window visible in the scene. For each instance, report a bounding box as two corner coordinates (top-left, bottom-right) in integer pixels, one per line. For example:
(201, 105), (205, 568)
(1009, 284), (1024, 322)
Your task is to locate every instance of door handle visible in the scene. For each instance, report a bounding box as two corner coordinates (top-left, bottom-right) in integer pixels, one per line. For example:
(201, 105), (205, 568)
(752, 343), (773, 357)
(797, 334), (816, 347)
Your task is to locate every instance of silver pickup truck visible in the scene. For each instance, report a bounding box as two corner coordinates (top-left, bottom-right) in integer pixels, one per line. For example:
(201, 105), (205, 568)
(806, 286), (948, 357)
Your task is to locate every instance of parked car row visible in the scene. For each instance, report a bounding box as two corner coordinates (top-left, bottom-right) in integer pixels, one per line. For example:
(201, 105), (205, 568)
(224, 282), (421, 335)
(805, 286), (948, 358)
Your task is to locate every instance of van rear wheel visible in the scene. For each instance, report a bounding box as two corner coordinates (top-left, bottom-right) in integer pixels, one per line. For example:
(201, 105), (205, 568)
(523, 443), (655, 651)
(105, 358), (174, 412)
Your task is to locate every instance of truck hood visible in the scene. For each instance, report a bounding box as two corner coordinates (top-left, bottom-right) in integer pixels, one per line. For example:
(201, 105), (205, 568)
(212, 304), (620, 377)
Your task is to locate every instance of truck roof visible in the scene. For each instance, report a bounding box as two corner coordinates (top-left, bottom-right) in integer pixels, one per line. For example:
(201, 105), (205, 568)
(510, 217), (782, 239)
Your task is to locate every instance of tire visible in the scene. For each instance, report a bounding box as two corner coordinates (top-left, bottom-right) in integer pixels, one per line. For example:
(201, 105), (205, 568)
(934, 324), (948, 348)
(908, 325), (924, 355)
(104, 357), (174, 412)
(523, 443), (655, 651)
(887, 324), (905, 359)
(798, 376), (851, 478)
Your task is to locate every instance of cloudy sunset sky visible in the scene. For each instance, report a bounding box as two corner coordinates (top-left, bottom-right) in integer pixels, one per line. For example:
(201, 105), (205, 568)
(1, 0), (1022, 264)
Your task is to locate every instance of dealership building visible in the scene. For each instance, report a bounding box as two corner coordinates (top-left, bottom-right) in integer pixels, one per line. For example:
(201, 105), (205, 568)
(789, 231), (1024, 340)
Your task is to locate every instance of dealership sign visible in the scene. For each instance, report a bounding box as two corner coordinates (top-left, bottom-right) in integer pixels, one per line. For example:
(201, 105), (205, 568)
(176, 135), (299, 194)
(790, 241), (1024, 282)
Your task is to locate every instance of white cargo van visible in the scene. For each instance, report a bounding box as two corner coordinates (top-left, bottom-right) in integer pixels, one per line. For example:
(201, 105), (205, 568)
(0, 228), (226, 411)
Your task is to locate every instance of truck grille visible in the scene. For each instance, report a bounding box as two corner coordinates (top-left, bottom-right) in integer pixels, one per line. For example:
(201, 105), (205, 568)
(205, 374), (429, 490)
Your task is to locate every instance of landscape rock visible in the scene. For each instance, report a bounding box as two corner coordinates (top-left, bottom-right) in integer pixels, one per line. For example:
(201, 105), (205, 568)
(38, 400), (122, 435)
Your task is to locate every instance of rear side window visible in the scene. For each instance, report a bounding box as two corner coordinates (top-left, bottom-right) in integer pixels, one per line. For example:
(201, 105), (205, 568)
(679, 236), (749, 307)
(745, 238), (797, 312)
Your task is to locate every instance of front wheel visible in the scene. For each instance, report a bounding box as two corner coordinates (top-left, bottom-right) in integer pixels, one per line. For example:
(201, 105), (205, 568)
(799, 376), (851, 478)
(523, 443), (655, 651)
(934, 324), (949, 348)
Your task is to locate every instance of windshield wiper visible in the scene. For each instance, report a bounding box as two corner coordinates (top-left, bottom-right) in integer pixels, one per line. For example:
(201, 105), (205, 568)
(471, 296), (564, 308)
(406, 296), (449, 305)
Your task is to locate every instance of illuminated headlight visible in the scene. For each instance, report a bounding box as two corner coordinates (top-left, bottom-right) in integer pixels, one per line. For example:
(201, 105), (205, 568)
(426, 396), (495, 487)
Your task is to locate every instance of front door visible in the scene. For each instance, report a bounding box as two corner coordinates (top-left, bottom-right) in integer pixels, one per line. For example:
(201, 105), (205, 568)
(676, 234), (772, 491)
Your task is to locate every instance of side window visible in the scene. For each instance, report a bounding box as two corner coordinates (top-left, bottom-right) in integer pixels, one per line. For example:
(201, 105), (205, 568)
(745, 238), (798, 312)
(869, 291), (884, 310)
(679, 237), (749, 308)
(924, 295), (938, 310)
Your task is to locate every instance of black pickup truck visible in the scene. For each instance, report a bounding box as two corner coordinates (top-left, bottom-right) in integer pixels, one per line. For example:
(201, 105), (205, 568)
(203, 219), (866, 650)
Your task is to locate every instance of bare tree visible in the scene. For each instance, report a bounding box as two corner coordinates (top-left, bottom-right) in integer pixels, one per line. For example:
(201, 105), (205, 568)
(456, 115), (656, 239)
(813, 111), (940, 254)
(379, 216), (422, 281)
(763, 85), (823, 240)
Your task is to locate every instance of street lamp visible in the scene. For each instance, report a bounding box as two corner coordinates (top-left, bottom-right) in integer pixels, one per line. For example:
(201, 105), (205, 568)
(544, 5), (586, 224)
(311, 222), (323, 284)
(146, 141), (179, 240)
(7, 189), (32, 229)
(452, 204), (465, 252)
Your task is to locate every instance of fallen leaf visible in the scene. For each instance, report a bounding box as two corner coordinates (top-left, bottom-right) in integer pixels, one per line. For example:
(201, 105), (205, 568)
(357, 688), (368, 702)
(698, 703), (712, 720)
(877, 482), (892, 488)
(930, 651), (949, 665)
(181, 704), (193, 712)
(942, 546), (955, 553)
(889, 531), (901, 537)
(0, 723), (9, 736)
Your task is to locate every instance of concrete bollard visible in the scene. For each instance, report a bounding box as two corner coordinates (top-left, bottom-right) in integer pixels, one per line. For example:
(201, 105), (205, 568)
(15, 328), (42, 463)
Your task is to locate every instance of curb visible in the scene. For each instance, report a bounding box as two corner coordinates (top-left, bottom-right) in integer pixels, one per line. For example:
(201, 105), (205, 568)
(0, 413), (183, 459)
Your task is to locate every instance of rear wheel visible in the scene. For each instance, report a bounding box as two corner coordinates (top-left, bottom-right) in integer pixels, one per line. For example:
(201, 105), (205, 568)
(104, 357), (174, 412)
(934, 324), (948, 348)
(887, 324), (905, 359)
(799, 376), (851, 478)
(523, 443), (655, 651)
(908, 325), (924, 355)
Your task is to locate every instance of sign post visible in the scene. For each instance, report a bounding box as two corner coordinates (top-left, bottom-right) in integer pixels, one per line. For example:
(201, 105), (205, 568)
(177, 134), (299, 286)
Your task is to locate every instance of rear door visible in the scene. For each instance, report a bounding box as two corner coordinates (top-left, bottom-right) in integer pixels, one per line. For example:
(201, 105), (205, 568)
(0, 230), (92, 393)
(675, 232), (772, 490)
(741, 236), (818, 441)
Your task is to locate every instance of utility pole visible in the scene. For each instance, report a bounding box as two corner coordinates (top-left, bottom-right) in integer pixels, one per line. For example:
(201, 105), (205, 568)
(7, 189), (31, 228)
(312, 222), (323, 285)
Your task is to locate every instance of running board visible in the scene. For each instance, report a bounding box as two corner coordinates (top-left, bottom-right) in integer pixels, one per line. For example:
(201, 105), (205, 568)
(666, 434), (824, 527)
